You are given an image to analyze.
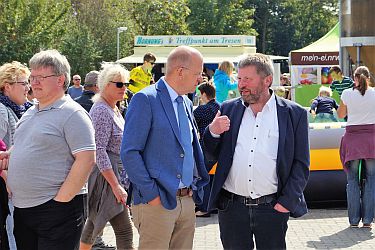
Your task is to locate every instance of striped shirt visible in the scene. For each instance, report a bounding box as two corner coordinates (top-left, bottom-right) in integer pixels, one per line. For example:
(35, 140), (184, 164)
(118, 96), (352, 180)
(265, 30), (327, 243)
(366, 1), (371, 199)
(330, 76), (354, 96)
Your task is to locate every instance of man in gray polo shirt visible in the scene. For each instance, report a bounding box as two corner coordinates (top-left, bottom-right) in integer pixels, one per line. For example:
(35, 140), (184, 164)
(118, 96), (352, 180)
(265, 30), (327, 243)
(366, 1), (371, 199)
(7, 49), (96, 250)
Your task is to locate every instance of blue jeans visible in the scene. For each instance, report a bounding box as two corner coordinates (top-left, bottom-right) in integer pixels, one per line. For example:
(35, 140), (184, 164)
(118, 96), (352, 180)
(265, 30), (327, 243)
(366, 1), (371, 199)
(218, 191), (289, 249)
(346, 159), (375, 225)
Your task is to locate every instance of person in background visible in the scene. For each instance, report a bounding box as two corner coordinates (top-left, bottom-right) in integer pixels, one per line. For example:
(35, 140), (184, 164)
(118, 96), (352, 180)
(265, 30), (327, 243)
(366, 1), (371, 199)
(337, 66), (375, 228)
(204, 53), (310, 249)
(329, 65), (354, 97)
(74, 71), (99, 113)
(213, 61), (238, 103)
(128, 52), (156, 94)
(68, 74), (84, 99)
(80, 63), (133, 250)
(310, 86), (338, 122)
(121, 46), (209, 249)
(0, 60), (31, 250)
(7, 49), (96, 250)
(193, 82), (220, 218)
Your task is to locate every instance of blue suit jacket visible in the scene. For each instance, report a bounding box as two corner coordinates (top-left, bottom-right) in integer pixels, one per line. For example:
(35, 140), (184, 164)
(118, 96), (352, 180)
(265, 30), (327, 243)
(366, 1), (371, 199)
(203, 95), (310, 218)
(121, 79), (209, 210)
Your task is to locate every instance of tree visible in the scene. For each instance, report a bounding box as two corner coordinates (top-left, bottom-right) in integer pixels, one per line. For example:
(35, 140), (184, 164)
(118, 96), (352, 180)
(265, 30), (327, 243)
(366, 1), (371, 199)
(245, 0), (339, 55)
(0, 0), (71, 65)
(187, 0), (257, 35)
(129, 0), (191, 35)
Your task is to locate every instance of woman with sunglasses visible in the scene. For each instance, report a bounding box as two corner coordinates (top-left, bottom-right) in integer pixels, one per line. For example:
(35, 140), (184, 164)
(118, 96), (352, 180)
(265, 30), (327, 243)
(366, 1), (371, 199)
(0, 61), (31, 250)
(80, 63), (133, 250)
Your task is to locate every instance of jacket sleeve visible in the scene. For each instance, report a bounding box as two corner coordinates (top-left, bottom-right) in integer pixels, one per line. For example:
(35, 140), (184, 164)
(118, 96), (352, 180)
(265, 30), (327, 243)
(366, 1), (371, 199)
(120, 92), (159, 203)
(277, 109), (310, 213)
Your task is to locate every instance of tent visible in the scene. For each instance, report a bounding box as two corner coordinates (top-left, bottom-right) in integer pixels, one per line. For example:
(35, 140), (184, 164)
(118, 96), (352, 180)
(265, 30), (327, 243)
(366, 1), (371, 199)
(289, 23), (340, 106)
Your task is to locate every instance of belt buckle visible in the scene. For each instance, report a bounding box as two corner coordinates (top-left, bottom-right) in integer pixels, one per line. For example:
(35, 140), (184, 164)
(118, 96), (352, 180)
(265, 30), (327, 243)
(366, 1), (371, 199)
(244, 197), (258, 206)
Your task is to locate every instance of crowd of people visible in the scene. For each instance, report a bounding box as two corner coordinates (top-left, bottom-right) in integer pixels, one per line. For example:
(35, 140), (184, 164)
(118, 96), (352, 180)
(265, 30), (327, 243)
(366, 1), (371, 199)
(0, 45), (373, 250)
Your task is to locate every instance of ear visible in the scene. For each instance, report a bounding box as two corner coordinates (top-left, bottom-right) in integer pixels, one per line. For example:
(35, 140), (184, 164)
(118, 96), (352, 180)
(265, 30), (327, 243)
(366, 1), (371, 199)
(264, 75), (273, 88)
(56, 75), (66, 88)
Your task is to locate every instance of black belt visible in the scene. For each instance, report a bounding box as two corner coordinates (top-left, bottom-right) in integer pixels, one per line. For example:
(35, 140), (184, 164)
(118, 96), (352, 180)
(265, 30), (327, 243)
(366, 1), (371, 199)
(221, 189), (277, 206)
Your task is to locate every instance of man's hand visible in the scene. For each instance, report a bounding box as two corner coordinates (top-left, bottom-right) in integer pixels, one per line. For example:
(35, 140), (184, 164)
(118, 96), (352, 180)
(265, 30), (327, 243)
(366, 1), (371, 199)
(209, 111), (230, 135)
(274, 203), (290, 213)
(148, 196), (161, 206)
(0, 151), (10, 170)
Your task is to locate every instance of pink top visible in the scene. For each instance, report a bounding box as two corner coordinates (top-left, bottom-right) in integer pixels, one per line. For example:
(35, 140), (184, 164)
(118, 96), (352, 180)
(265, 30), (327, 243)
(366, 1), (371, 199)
(340, 124), (375, 168)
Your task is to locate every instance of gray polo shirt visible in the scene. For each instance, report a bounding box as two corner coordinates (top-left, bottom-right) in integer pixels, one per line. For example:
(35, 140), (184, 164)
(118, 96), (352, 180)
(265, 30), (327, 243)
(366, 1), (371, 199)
(7, 95), (96, 208)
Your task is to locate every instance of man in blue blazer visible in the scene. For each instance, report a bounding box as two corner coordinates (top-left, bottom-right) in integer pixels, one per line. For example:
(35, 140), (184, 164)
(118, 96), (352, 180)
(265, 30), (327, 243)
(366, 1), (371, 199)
(203, 53), (310, 250)
(121, 46), (209, 249)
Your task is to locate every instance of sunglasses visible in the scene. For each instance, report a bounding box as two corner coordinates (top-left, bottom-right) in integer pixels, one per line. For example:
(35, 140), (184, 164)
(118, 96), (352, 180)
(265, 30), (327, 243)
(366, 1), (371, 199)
(110, 81), (129, 88)
(148, 61), (155, 65)
(73, 79), (81, 81)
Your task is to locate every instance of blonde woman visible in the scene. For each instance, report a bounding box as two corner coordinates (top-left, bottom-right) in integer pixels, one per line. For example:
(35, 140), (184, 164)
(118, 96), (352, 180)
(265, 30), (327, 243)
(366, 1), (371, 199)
(213, 61), (237, 103)
(0, 61), (30, 250)
(80, 63), (133, 250)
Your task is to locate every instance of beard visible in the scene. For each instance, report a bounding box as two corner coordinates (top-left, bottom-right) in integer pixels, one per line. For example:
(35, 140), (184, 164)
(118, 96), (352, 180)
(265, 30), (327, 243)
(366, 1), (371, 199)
(240, 87), (263, 104)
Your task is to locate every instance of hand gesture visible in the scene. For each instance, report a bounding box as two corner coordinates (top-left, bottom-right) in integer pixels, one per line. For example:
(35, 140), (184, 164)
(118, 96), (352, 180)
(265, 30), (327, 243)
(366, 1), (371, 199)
(209, 111), (230, 135)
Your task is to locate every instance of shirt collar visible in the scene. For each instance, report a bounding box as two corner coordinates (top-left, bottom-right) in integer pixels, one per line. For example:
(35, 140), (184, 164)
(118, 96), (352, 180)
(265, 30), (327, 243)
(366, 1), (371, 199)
(36, 95), (71, 112)
(162, 77), (179, 102)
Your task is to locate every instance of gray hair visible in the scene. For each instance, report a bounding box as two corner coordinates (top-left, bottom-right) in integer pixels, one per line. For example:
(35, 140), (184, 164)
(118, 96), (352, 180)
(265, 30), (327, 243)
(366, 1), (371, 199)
(29, 49), (71, 90)
(237, 53), (274, 78)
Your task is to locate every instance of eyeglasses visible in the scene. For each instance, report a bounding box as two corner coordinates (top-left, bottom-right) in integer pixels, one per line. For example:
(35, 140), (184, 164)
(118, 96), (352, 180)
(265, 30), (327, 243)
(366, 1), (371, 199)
(29, 74), (57, 82)
(110, 81), (129, 88)
(8, 81), (29, 87)
(180, 66), (203, 78)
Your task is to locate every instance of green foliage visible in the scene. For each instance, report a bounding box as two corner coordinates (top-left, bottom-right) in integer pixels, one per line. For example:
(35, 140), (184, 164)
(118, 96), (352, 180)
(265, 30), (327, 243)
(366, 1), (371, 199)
(0, 0), (71, 65)
(245, 0), (339, 55)
(187, 0), (256, 35)
(129, 0), (191, 35)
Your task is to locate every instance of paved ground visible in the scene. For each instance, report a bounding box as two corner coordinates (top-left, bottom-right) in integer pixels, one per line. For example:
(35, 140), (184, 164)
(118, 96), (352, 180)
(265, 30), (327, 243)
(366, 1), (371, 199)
(103, 208), (375, 249)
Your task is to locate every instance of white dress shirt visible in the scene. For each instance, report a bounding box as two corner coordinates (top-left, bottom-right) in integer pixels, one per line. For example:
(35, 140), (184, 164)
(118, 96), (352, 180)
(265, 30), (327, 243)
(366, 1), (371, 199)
(223, 94), (279, 198)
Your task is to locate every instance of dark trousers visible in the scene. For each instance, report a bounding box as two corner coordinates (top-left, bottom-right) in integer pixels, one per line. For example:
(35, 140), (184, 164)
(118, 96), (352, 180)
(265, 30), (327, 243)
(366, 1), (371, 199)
(218, 192), (289, 250)
(14, 195), (83, 250)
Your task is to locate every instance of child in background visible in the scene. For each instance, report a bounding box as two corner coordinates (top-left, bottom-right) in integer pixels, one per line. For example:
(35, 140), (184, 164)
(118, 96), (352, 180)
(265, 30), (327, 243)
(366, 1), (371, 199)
(310, 86), (339, 122)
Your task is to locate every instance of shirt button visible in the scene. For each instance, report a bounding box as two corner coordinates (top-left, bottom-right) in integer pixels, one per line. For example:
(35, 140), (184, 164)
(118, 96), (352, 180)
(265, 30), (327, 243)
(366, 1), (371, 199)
(249, 179), (251, 182)
(250, 150), (253, 152)
(256, 125), (259, 127)
(180, 153), (184, 158)
(177, 174), (182, 179)
(251, 191), (253, 194)
(254, 138), (256, 140)
(249, 165), (251, 167)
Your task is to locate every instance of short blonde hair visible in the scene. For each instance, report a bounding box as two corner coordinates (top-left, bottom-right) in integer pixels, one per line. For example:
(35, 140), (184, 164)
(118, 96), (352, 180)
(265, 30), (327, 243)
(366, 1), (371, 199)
(319, 86), (332, 97)
(218, 61), (234, 76)
(0, 61), (30, 92)
(97, 63), (129, 92)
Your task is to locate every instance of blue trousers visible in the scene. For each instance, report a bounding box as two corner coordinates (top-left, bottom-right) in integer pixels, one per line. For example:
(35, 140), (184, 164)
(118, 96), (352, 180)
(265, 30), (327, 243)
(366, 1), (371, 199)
(218, 192), (289, 250)
(346, 159), (375, 225)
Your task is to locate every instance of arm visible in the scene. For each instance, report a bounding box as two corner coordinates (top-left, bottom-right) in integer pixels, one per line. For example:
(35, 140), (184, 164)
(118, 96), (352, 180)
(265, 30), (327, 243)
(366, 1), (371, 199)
(120, 93), (159, 203)
(55, 150), (95, 202)
(55, 110), (96, 202)
(310, 99), (318, 115)
(277, 109), (310, 213)
(337, 100), (347, 119)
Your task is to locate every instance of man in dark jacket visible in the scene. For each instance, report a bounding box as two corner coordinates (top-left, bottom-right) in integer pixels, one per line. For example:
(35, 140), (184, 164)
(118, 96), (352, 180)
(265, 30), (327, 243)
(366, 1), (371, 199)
(203, 53), (310, 250)
(75, 71), (99, 112)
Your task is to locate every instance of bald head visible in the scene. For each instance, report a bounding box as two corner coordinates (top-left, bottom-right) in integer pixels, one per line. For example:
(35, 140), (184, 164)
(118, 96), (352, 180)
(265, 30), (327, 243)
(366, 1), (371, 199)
(164, 46), (204, 95)
(166, 46), (203, 75)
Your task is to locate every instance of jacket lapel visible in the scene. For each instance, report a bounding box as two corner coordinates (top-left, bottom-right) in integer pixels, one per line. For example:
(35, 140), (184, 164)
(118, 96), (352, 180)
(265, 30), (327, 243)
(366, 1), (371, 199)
(276, 96), (288, 168)
(156, 80), (182, 145)
(230, 99), (246, 153)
